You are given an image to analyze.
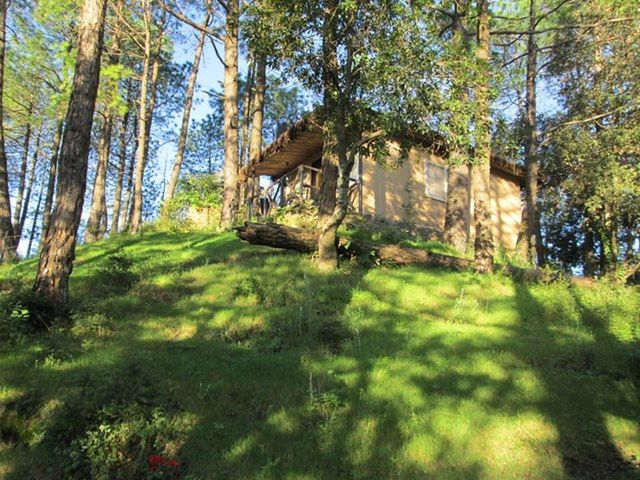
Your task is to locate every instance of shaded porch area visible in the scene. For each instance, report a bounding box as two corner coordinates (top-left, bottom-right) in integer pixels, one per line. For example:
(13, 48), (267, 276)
(242, 118), (362, 219)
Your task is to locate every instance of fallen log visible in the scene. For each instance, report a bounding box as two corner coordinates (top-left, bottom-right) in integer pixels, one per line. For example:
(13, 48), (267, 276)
(234, 222), (562, 282)
(233, 222), (316, 253)
(376, 244), (473, 270)
(234, 222), (472, 270)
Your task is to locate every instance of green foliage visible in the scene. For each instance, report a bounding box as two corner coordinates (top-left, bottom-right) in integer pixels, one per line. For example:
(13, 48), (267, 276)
(264, 201), (318, 230)
(340, 215), (449, 251)
(0, 273), (58, 334)
(95, 248), (139, 294)
(65, 404), (186, 480)
(162, 174), (224, 232)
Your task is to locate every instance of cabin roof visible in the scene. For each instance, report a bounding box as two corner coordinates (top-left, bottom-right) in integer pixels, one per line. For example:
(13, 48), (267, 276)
(244, 117), (526, 181)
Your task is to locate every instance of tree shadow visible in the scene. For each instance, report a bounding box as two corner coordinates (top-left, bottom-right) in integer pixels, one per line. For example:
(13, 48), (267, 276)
(2, 240), (639, 479)
(512, 280), (640, 480)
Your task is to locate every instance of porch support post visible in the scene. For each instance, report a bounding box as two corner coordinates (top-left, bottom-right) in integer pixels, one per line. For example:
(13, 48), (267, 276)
(299, 165), (304, 199)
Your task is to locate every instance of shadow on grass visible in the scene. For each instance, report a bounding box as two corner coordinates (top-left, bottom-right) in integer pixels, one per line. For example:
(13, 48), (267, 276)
(1, 237), (639, 479)
(513, 281), (640, 480)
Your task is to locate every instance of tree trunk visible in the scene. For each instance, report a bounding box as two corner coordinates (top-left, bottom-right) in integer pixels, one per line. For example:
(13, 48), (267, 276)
(40, 119), (63, 251)
(84, 112), (113, 242)
(472, 0), (494, 273)
(239, 56), (254, 171)
(27, 178), (45, 257)
(234, 222), (474, 271)
(246, 54), (267, 204)
(163, 15), (208, 214)
(33, 0), (107, 314)
(235, 222), (316, 252)
(111, 108), (129, 235)
(13, 103), (33, 235)
(316, 0), (341, 270)
(0, 0), (15, 261)
(583, 226), (598, 276)
(121, 113), (137, 231)
(130, 6), (162, 233)
(443, 1), (470, 253)
(220, 0), (239, 229)
(17, 130), (41, 243)
(520, 0), (544, 266)
(444, 161), (470, 252)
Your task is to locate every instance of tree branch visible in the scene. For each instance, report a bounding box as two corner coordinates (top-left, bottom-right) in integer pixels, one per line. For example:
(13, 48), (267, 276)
(156, 0), (224, 42)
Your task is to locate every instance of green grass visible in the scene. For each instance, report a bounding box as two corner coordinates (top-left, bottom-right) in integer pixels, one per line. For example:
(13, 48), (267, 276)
(399, 238), (468, 258)
(1, 231), (639, 479)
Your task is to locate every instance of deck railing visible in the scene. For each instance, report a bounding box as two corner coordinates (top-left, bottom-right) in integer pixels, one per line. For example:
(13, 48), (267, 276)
(247, 164), (321, 218)
(247, 164), (362, 219)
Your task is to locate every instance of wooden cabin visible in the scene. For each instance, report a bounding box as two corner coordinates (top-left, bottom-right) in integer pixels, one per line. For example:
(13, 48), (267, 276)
(241, 118), (525, 250)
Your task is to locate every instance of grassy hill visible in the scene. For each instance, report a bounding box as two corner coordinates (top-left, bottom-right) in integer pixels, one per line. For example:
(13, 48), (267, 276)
(1, 231), (639, 479)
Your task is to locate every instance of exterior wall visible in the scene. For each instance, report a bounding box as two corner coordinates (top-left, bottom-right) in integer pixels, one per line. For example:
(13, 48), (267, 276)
(361, 141), (522, 249)
(488, 169), (522, 250)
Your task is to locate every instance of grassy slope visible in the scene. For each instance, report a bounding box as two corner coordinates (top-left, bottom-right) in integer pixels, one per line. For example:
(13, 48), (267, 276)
(1, 231), (639, 479)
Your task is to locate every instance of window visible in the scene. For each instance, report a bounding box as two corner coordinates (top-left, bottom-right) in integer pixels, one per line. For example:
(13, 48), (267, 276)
(425, 161), (448, 202)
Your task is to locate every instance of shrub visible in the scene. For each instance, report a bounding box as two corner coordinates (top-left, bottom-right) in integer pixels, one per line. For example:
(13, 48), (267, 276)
(95, 248), (139, 294)
(0, 273), (55, 334)
(341, 215), (442, 246)
(265, 200), (318, 230)
(161, 174), (223, 232)
(40, 359), (191, 480)
(66, 404), (186, 480)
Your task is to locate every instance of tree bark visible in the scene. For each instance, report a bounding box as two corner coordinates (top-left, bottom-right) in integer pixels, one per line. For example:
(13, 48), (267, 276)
(27, 177), (45, 257)
(583, 225), (598, 276)
(0, 0), (15, 261)
(84, 112), (113, 242)
(40, 119), (63, 251)
(163, 13), (209, 214)
(130, 5), (162, 233)
(520, 0), (544, 266)
(443, 1), (471, 253)
(85, 32), (122, 242)
(316, 0), (342, 270)
(13, 102), (33, 235)
(234, 222), (474, 271)
(472, 0), (494, 273)
(239, 55), (254, 171)
(235, 222), (316, 252)
(220, 0), (239, 229)
(33, 0), (107, 314)
(444, 160), (470, 252)
(17, 129), (41, 243)
(121, 112), (137, 231)
(111, 107), (129, 235)
(246, 54), (266, 203)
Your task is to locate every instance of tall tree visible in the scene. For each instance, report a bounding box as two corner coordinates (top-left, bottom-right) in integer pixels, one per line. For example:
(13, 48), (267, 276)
(111, 105), (130, 234)
(471, 0), (494, 273)
(121, 112), (137, 231)
(85, 32), (123, 243)
(246, 54), (266, 199)
(0, 0), (16, 261)
(220, 0), (239, 229)
(41, 119), (63, 250)
(34, 0), (108, 313)
(27, 178), (45, 257)
(130, 2), (164, 233)
(17, 129), (41, 242)
(443, 0), (472, 253)
(13, 101), (34, 235)
(84, 113), (113, 242)
(163, 6), (210, 214)
(521, 0), (543, 265)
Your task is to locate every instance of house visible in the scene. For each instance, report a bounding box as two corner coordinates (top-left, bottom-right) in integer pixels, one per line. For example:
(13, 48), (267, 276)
(241, 117), (525, 250)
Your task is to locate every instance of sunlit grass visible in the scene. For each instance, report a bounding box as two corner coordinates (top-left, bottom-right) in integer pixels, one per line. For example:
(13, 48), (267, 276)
(0, 230), (639, 479)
